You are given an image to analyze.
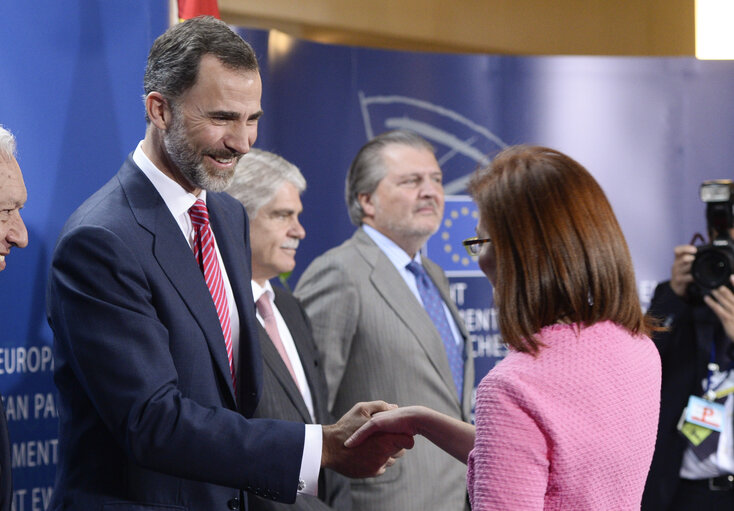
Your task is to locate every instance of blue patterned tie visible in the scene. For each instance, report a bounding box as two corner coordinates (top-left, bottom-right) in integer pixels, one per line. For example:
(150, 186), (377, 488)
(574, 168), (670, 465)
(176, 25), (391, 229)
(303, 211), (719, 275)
(406, 261), (464, 401)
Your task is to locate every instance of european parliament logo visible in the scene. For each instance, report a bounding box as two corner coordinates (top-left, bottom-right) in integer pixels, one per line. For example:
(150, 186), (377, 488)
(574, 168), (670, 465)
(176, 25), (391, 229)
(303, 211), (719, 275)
(425, 196), (485, 277)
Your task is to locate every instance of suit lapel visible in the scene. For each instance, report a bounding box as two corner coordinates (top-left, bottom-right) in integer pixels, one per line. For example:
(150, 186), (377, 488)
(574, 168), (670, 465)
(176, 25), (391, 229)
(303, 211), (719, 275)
(257, 321), (313, 423)
(353, 229), (460, 402)
(118, 159), (237, 409)
(208, 193), (262, 415)
(274, 288), (325, 423)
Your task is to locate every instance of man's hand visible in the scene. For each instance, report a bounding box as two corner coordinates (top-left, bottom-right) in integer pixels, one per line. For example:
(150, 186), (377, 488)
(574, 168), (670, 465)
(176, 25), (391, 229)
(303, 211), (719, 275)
(322, 401), (414, 478)
(671, 244), (697, 297)
(704, 275), (734, 341)
(344, 406), (423, 448)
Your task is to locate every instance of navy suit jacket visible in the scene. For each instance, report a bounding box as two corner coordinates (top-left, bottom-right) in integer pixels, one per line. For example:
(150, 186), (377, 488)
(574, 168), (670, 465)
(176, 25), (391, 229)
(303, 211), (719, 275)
(249, 287), (350, 511)
(46, 157), (304, 511)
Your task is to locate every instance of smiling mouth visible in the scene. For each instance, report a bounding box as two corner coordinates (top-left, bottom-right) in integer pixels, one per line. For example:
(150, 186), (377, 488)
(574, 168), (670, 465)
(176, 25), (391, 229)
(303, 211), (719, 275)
(206, 151), (242, 167)
(207, 155), (235, 166)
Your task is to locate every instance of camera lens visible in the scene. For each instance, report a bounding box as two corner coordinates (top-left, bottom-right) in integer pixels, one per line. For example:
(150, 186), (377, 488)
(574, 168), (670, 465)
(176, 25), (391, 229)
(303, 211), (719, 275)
(692, 244), (734, 289)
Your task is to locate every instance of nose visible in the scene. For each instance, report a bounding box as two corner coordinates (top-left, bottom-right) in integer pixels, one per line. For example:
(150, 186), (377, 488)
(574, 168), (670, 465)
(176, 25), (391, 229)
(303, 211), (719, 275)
(290, 218), (306, 240)
(419, 177), (443, 199)
(225, 122), (257, 156)
(7, 212), (28, 249)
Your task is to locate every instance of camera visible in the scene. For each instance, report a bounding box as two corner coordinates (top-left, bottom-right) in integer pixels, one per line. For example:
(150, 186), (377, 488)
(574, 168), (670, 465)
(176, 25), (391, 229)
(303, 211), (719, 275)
(690, 179), (734, 296)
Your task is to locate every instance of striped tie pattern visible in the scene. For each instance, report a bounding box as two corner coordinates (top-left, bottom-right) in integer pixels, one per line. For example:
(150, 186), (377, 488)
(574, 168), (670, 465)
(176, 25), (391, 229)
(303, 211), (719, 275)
(189, 199), (236, 393)
(406, 261), (464, 401)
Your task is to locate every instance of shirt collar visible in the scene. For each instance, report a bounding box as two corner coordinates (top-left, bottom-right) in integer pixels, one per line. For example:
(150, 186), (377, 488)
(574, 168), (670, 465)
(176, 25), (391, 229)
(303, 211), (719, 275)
(362, 224), (423, 268)
(251, 279), (274, 305)
(133, 141), (205, 217)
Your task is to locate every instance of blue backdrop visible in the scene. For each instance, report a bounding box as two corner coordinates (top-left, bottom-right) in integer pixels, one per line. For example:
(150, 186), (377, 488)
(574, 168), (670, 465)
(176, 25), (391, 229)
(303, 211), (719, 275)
(2, 2), (734, 507)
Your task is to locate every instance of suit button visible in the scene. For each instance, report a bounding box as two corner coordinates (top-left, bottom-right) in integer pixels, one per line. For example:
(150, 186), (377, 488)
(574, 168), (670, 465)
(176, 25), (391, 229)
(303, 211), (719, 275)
(227, 497), (240, 510)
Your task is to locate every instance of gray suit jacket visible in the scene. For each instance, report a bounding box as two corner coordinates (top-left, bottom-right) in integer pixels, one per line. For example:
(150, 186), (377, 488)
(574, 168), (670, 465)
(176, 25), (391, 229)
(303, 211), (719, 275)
(295, 228), (473, 511)
(249, 287), (351, 511)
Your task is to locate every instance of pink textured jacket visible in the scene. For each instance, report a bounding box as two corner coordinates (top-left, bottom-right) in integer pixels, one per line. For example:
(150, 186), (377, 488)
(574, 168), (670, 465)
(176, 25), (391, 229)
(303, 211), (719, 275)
(467, 321), (661, 510)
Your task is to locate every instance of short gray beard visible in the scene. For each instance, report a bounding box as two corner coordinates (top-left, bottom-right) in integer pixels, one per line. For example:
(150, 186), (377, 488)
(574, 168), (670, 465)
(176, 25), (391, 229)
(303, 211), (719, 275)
(163, 110), (237, 192)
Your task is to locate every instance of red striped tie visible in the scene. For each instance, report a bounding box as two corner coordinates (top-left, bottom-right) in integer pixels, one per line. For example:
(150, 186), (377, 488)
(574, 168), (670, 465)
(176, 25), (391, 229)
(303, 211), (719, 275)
(189, 199), (236, 393)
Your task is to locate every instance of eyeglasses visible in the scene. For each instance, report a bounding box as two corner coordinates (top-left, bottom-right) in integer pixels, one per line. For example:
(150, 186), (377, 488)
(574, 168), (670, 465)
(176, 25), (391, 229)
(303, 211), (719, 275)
(462, 236), (492, 256)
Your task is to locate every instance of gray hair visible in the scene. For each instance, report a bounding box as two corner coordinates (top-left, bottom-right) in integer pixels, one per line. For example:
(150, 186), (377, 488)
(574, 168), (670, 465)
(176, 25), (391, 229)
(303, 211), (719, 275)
(143, 16), (258, 120)
(227, 148), (306, 218)
(345, 129), (435, 226)
(0, 125), (17, 161)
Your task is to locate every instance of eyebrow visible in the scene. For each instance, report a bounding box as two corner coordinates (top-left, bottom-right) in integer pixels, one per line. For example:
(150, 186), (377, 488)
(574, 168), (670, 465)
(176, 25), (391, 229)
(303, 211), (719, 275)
(270, 208), (299, 215)
(208, 109), (264, 121)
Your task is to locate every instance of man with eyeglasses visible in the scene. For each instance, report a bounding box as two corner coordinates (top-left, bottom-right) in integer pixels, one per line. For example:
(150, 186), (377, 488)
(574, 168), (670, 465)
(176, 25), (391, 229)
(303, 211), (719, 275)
(295, 129), (474, 511)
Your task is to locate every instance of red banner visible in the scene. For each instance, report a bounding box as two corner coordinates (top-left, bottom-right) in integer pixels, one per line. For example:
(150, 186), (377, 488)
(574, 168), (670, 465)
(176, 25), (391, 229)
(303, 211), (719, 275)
(177, 0), (220, 20)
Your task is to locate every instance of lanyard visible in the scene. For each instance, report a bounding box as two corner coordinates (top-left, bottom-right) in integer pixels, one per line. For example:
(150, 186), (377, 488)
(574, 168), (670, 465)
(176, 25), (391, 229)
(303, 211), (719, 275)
(704, 341), (734, 400)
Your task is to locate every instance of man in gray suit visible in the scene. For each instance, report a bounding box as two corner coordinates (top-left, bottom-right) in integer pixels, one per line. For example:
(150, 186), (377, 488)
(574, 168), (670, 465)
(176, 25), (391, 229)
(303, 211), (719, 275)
(295, 130), (474, 511)
(226, 149), (351, 511)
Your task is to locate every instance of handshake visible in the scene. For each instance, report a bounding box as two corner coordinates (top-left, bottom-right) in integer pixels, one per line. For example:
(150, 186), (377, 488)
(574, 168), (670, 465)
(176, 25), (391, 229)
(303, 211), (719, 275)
(321, 401), (415, 478)
(322, 402), (472, 478)
(324, 403), (474, 478)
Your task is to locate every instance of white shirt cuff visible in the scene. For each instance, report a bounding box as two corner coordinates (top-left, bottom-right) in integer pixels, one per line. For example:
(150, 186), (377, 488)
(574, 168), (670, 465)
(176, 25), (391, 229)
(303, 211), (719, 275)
(298, 424), (322, 496)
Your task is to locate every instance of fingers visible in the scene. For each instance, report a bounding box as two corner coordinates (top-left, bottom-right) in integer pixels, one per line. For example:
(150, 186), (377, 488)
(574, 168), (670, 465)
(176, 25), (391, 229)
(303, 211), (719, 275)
(344, 421), (377, 448)
(704, 276), (734, 341)
(671, 245), (697, 297)
(376, 447), (409, 473)
(356, 400), (398, 417)
(673, 244), (697, 258)
(390, 433), (415, 451)
(390, 448), (407, 460)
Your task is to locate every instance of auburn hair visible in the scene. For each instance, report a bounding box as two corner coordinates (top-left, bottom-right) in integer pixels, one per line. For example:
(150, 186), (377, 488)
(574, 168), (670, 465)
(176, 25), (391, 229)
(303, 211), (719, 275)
(469, 145), (656, 354)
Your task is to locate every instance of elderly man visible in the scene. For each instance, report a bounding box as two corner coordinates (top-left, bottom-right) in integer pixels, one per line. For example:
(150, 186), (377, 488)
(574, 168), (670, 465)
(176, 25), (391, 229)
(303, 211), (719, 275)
(0, 124), (27, 511)
(295, 129), (474, 511)
(0, 126), (27, 272)
(226, 149), (351, 511)
(45, 17), (409, 511)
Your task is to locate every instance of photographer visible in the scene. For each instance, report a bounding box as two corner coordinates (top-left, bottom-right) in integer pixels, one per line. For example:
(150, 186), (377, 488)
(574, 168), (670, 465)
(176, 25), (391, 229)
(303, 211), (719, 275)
(642, 180), (734, 510)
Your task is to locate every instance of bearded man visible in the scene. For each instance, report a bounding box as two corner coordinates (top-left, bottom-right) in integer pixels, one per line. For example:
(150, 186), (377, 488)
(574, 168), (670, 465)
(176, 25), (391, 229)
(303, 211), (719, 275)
(45, 17), (410, 511)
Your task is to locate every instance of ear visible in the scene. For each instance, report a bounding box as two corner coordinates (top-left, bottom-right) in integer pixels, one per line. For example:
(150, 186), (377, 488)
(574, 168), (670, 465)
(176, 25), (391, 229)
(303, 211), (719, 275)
(145, 92), (172, 131)
(358, 192), (376, 218)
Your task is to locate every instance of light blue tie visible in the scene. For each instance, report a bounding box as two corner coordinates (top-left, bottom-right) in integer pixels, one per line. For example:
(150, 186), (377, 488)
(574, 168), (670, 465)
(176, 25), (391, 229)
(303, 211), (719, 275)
(406, 261), (464, 401)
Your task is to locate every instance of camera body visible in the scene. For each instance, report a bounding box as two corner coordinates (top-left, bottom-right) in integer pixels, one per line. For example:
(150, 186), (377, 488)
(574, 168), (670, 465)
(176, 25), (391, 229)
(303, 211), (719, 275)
(690, 180), (734, 296)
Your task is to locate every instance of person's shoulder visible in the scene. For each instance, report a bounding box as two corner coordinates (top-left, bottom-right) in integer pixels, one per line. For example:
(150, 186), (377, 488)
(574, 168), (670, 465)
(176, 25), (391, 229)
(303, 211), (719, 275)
(421, 256), (449, 280)
(477, 351), (530, 390)
(273, 285), (298, 306)
(209, 190), (244, 213)
(302, 232), (366, 271)
(62, 176), (130, 234)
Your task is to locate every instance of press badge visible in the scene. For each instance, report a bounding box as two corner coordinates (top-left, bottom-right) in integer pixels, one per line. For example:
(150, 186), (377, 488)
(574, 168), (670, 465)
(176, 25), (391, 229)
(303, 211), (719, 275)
(684, 395), (725, 432)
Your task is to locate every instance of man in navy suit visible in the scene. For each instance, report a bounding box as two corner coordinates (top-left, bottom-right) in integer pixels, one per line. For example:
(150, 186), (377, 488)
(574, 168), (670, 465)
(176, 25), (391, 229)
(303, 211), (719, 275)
(0, 124), (28, 511)
(226, 148), (352, 511)
(46, 16), (410, 511)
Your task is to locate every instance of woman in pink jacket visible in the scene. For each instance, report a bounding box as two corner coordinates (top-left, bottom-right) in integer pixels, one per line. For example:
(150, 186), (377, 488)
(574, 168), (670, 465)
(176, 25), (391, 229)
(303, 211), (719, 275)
(347, 145), (662, 510)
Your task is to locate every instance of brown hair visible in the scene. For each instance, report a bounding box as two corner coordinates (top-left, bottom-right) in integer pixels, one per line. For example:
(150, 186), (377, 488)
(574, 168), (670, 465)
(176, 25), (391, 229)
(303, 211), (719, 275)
(469, 145), (656, 354)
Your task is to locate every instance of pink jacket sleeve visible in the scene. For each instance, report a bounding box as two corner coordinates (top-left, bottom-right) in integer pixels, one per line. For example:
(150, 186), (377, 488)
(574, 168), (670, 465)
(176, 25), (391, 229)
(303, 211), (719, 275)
(468, 376), (550, 510)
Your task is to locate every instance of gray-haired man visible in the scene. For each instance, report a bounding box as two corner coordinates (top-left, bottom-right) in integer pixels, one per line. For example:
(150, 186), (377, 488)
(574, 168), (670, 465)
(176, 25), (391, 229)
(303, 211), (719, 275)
(0, 124), (27, 511)
(227, 149), (352, 511)
(296, 130), (473, 511)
